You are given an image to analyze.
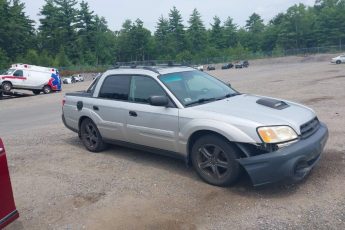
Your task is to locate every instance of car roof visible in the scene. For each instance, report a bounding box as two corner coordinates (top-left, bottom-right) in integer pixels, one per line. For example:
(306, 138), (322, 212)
(104, 66), (196, 78)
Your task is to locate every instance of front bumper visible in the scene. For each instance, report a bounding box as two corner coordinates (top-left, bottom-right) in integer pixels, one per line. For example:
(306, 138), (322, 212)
(238, 123), (329, 186)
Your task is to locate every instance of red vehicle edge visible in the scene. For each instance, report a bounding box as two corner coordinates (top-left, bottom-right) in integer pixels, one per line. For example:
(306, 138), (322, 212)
(0, 138), (19, 229)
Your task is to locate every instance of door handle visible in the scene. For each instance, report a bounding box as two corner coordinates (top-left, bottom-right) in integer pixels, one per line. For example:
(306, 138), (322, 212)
(93, 105), (99, 111)
(129, 111), (137, 117)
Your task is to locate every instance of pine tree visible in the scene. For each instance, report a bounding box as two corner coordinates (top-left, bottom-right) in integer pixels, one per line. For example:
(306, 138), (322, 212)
(223, 17), (238, 48)
(155, 15), (171, 58)
(187, 9), (207, 54)
(168, 6), (186, 56)
(210, 16), (224, 49)
(1, 0), (34, 61)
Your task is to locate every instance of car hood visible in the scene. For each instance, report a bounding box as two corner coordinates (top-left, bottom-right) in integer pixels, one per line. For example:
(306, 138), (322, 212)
(188, 94), (315, 134)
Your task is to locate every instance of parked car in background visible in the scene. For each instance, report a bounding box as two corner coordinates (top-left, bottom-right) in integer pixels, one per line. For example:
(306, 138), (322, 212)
(0, 138), (19, 229)
(62, 77), (74, 84)
(235, 61), (249, 69)
(207, 65), (216, 71)
(221, 63), (234, 69)
(0, 63), (61, 95)
(74, 74), (84, 82)
(196, 65), (204, 71)
(331, 54), (345, 64)
(62, 65), (328, 187)
(235, 62), (242, 69)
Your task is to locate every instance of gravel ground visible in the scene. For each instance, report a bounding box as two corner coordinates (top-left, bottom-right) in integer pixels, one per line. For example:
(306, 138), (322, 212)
(1, 54), (345, 230)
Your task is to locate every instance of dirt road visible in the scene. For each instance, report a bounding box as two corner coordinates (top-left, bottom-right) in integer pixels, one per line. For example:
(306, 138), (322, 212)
(1, 55), (345, 229)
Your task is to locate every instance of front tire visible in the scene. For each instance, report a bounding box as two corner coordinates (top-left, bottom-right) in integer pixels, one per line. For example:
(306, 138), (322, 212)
(80, 118), (107, 152)
(1, 82), (12, 92)
(336, 60), (341, 64)
(191, 135), (241, 187)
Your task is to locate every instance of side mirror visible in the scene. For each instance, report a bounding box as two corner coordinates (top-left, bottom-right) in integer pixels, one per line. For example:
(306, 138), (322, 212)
(149, 95), (169, 107)
(227, 82), (232, 88)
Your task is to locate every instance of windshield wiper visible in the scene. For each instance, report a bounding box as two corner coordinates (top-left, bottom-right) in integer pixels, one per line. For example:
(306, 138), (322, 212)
(185, 97), (217, 106)
(219, 92), (241, 100)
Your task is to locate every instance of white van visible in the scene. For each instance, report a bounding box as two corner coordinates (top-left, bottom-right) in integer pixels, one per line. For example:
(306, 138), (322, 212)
(0, 64), (61, 95)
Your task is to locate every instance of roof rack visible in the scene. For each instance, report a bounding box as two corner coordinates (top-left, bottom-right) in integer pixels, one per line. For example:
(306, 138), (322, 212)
(109, 60), (191, 74)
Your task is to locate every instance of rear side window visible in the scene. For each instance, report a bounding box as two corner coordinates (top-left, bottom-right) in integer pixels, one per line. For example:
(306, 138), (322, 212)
(99, 75), (130, 101)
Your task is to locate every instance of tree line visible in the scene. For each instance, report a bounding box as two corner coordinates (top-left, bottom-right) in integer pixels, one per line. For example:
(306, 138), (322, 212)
(0, 0), (345, 69)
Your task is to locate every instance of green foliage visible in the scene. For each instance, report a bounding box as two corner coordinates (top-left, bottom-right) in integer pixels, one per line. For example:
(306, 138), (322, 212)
(1, 1), (345, 69)
(22, 49), (40, 65)
(155, 15), (171, 58)
(175, 50), (193, 62)
(0, 0), (34, 61)
(272, 45), (285, 57)
(0, 48), (9, 69)
(54, 46), (71, 67)
(226, 43), (251, 60)
(168, 6), (186, 56)
(187, 9), (207, 54)
(223, 17), (238, 48)
(210, 16), (225, 49)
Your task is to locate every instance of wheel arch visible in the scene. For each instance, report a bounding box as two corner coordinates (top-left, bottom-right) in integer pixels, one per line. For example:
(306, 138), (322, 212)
(43, 84), (51, 89)
(1, 81), (13, 89)
(78, 116), (92, 137)
(186, 129), (247, 166)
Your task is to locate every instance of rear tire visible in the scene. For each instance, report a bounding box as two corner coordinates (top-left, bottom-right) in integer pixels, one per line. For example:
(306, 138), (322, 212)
(80, 118), (107, 152)
(191, 135), (241, 187)
(43, 85), (52, 94)
(1, 82), (12, 92)
(32, 90), (41, 95)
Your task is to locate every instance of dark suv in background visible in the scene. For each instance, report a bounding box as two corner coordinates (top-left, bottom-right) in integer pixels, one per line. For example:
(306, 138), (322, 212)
(235, 60), (249, 69)
(221, 63), (234, 69)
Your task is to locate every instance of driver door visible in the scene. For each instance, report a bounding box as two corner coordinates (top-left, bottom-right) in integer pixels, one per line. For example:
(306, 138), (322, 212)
(11, 70), (26, 87)
(125, 75), (179, 152)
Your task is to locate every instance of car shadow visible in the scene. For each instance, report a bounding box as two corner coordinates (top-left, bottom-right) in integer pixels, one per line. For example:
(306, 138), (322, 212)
(65, 137), (339, 197)
(65, 137), (194, 178)
(0, 92), (34, 100)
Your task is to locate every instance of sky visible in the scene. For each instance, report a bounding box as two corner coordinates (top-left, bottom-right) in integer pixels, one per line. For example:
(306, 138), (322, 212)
(21, 0), (316, 32)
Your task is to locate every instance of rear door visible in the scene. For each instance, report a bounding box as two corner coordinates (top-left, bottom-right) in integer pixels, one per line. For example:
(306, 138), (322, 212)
(125, 75), (179, 152)
(94, 75), (131, 142)
(0, 138), (19, 229)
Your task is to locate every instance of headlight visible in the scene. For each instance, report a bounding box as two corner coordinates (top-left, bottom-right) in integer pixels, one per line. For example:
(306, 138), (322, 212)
(257, 126), (298, 144)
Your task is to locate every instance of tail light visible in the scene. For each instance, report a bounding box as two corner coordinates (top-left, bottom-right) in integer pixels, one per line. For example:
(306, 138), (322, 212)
(0, 138), (5, 153)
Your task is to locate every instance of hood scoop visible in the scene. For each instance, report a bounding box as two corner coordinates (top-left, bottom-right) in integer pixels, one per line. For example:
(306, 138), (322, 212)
(256, 98), (289, 110)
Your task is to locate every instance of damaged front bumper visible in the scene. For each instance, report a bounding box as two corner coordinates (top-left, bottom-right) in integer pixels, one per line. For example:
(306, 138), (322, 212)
(238, 122), (329, 186)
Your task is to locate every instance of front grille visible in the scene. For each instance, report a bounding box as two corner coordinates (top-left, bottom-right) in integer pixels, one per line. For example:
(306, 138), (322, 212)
(300, 117), (320, 138)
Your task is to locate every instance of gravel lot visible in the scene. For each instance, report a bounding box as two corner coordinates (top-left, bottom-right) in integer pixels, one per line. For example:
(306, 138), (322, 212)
(1, 54), (345, 229)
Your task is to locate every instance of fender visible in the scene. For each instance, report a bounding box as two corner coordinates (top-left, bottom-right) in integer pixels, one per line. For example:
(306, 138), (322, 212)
(178, 119), (259, 154)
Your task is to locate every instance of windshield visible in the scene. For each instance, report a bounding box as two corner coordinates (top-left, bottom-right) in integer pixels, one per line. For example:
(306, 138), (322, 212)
(159, 70), (239, 107)
(4, 69), (15, 75)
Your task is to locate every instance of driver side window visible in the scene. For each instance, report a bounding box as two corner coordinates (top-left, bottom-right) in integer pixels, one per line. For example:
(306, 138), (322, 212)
(13, 70), (23, 77)
(129, 76), (166, 104)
